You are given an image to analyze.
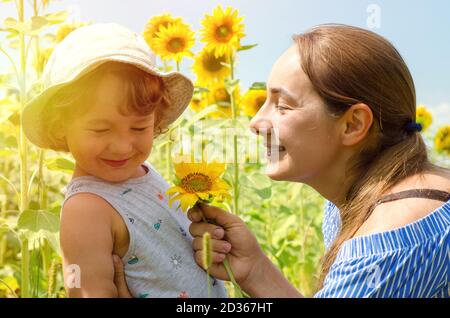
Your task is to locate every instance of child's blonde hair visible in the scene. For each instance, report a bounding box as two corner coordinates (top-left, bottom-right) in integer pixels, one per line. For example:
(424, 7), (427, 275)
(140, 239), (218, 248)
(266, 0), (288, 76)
(44, 61), (171, 152)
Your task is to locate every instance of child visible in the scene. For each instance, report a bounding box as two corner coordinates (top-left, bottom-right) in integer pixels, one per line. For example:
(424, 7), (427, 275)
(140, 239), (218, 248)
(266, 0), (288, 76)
(22, 23), (227, 298)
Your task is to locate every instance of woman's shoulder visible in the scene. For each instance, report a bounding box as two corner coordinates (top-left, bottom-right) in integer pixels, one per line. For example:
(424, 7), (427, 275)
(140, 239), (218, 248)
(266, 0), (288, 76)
(354, 169), (450, 238)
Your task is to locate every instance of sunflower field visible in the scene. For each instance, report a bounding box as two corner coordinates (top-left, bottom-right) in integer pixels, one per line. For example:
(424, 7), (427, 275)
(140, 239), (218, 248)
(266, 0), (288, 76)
(0, 1), (449, 298)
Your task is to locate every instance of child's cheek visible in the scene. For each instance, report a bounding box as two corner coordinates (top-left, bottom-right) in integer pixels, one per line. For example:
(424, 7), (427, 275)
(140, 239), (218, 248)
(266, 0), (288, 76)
(79, 132), (105, 152)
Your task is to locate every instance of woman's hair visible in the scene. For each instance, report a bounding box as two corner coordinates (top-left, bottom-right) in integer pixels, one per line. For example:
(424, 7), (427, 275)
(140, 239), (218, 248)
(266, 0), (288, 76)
(292, 24), (440, 288)
(45, 61), (171, 151)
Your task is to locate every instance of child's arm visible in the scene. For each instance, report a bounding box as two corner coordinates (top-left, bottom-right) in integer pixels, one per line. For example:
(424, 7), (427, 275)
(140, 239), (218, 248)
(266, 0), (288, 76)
(60, 193), (119, 297)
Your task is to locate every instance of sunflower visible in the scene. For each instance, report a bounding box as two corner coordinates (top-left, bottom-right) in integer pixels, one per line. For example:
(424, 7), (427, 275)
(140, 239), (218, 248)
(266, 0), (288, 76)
(192, 49), (231, 86)
(152, 23), (195, 62)
(167, 160), (230, 212)
(189, 93), (208, 113)
(416, 104), (433, 131)
(241, 89), (267, 117)
(207, 83), (241, 119)
(143, 13), (183, 52)
(200, 5), (245, 58)
(55, 22), (88, 43)
(434, 125), (450, 156)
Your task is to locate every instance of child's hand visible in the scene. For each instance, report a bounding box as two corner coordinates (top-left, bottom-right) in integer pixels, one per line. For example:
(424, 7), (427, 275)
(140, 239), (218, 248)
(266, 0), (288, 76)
(113, 255), (133, 298)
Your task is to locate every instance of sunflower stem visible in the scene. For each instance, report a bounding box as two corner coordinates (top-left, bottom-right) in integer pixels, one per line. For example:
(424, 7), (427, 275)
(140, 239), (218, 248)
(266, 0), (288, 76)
(17, 0), (30, 298)
(197, 204), (245, 298)
(207, 271), (211, 298)
(229, 54), (240, 217)
(223, 258), (244, 298)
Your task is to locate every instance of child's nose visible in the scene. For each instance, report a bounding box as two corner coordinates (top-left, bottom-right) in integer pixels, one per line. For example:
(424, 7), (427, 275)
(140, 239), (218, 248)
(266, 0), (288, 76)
(109, 138), (134, 156)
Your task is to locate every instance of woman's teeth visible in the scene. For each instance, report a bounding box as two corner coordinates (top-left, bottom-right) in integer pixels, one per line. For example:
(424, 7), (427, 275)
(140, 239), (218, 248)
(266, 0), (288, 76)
(266, 146), (286, 156)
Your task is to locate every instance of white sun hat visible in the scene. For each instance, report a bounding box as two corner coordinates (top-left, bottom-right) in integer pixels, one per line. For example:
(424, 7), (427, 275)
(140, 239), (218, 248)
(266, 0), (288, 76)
(22, 23), (194, 151)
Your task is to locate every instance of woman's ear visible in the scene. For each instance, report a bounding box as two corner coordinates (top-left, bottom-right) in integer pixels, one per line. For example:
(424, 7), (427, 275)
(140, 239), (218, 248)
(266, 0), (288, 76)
(341, 103), (374, 146)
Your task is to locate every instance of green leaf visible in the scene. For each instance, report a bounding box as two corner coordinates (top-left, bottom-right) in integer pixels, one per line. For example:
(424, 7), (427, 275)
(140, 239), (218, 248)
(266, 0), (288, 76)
(7, 39), (18, 49)
(17, 209), (60, 233)
(17, 208), (61, 253)
(254, 187), (272, 200)
(44, 157), (75, 174)
(194, 86), (210, 94)
(20, 230), (60, 254)
(272, 215), (297, 244)
(3, 17), (26, 33)
(44, 11), (68, 24)
(3, 16), (49, 35)
(238, 44), (258, 52)
(5, 28), (18, 38)
(0, 224), (11, 236)
(42, 33), (56, 42)
(0, 135), (17, 148)
(247, 172), (272, 189)
(30, 16), (48, 34)
(225, 78), (240, 95)
(0, 99), (18, 124)
(278, 204), (292, 215)
(249, 82), (266, 90)
(0, 108), (13, 124)
(216, 101), (231, 108)
(246, 211), (265, 223)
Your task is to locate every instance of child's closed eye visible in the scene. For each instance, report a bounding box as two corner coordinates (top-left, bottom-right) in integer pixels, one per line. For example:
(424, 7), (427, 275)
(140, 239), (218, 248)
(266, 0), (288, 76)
(90, 129), (110, 133)
(132, 126), (151, 132)
(89, 127), (151, 133)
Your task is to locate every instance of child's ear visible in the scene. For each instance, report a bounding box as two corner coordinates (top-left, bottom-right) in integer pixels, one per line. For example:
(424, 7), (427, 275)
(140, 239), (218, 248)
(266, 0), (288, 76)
(341, 103), (373, 146)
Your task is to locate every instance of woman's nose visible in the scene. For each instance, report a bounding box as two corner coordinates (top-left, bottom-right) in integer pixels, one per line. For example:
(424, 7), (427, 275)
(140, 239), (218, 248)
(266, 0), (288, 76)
(249, 111), (273, 136)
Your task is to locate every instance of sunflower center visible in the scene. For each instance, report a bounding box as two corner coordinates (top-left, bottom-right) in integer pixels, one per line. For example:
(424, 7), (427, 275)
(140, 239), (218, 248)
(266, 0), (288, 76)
(203, 53), (225, 73)
(215, 25), (232, 42)
(168, 37), (185, 53)
(181, 173), (212, 193)
(214, 88), (230, 103)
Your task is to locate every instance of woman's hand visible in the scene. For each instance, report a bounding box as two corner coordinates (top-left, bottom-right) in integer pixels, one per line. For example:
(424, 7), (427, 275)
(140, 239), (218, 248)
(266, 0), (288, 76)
(112, 255), (133, 298)
(188, 203), (267, 291)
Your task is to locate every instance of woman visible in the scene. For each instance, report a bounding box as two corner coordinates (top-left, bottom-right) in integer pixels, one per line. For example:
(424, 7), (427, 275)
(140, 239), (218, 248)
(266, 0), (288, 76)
(114, 24), (450, 297)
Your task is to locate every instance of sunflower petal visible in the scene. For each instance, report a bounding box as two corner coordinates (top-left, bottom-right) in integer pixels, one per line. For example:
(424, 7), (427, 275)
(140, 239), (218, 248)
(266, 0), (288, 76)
(166, 186), (185, 196)
(180, 193), (199, 212)
(168, 193), (183, 207)
(197, 192), (210, 200)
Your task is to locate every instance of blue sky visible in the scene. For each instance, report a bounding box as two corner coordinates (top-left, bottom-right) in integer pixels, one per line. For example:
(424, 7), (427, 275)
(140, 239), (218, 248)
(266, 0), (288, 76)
(1, 0), (449, 127)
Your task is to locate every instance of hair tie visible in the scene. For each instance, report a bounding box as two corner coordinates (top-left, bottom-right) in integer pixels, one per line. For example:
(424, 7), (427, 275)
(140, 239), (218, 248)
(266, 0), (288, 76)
(404, 121), (422, 133)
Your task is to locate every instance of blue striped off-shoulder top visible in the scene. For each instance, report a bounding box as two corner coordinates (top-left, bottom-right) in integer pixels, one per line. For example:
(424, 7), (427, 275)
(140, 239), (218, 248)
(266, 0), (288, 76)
(315, 189), (450, 298)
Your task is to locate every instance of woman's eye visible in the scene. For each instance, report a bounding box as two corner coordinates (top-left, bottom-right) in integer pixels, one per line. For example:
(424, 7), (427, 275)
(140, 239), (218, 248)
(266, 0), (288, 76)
(275, 105), (290, 112)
